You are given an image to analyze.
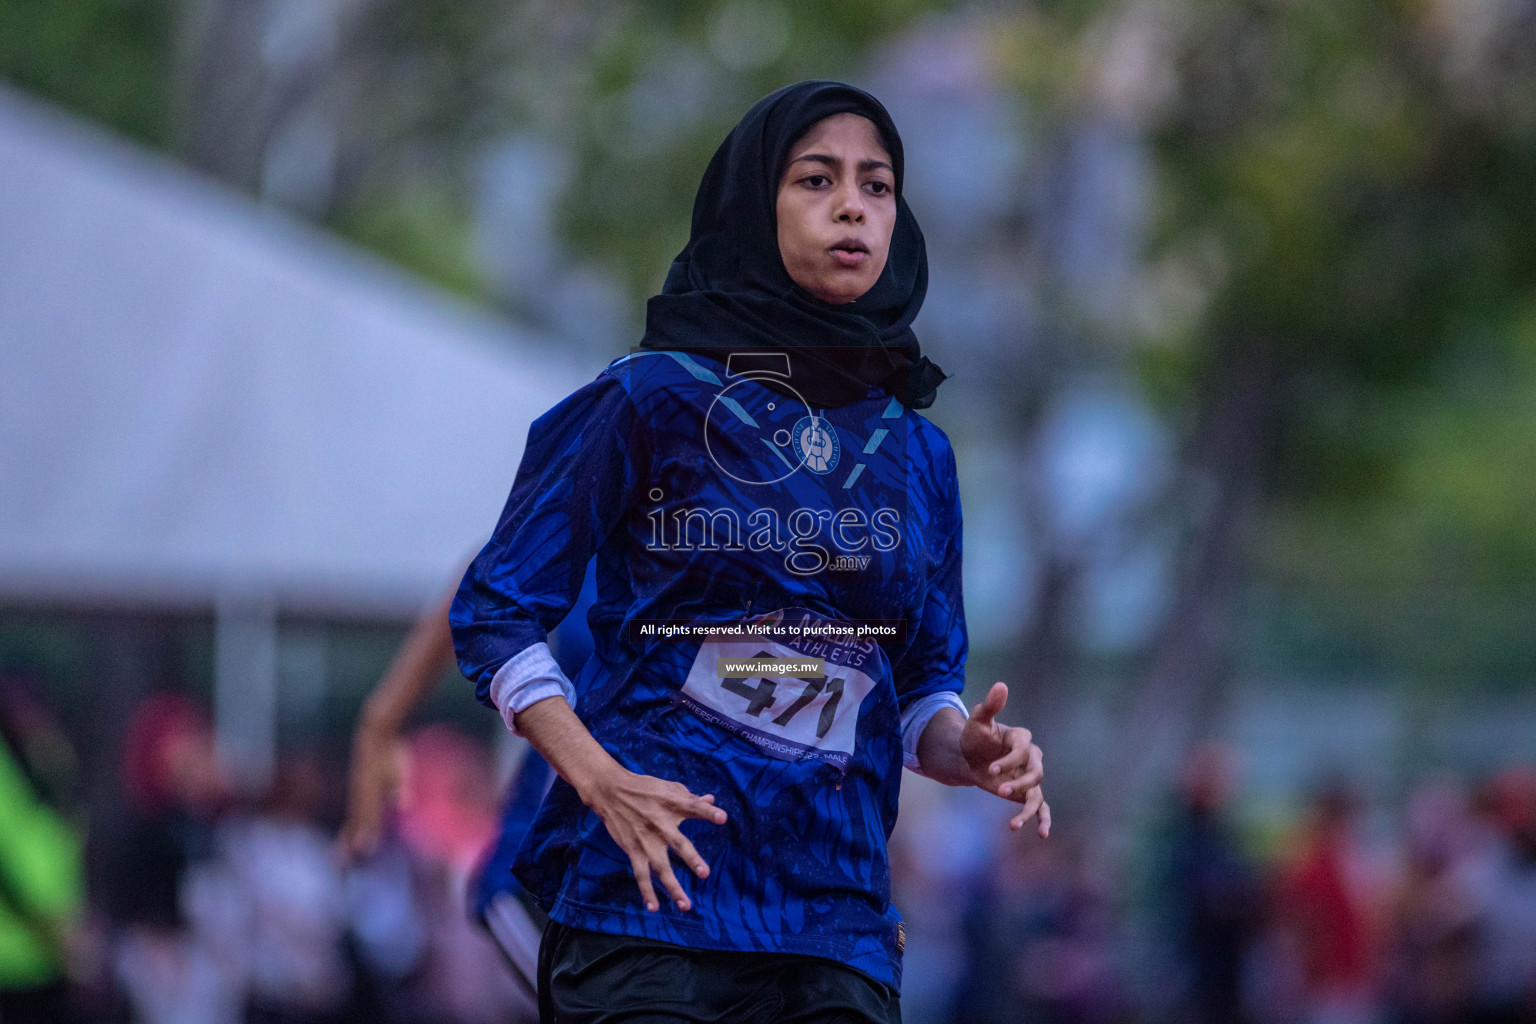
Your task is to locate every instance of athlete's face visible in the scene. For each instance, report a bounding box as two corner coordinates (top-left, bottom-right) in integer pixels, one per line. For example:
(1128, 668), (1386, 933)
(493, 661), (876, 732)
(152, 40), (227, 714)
(775, 114), (896, 306)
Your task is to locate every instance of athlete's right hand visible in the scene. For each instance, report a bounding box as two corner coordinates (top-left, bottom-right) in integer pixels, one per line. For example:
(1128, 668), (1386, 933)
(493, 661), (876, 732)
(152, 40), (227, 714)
(512, 696), (728, 913)
(580, 767), (728, 913)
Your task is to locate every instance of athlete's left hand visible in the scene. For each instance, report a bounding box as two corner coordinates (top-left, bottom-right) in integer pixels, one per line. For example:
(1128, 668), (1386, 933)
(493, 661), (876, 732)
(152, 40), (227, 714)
(960, 682), (1050, 837)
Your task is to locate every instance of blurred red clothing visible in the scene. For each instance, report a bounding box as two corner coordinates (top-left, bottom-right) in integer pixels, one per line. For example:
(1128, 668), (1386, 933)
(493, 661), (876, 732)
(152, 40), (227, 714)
(1280, 830), (1373, 993)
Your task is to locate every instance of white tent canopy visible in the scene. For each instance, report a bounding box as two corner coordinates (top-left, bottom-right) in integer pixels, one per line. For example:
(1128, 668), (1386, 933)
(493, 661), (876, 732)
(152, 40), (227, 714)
(0, 86), (590, 619)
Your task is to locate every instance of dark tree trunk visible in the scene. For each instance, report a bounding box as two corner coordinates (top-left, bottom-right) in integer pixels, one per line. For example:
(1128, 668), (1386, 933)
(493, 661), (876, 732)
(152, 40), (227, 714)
(1096, 332), (1288, 847)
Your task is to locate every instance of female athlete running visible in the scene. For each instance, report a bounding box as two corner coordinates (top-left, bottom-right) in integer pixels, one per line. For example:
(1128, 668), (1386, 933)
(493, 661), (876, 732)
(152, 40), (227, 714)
(452, 80), (1049, 1024)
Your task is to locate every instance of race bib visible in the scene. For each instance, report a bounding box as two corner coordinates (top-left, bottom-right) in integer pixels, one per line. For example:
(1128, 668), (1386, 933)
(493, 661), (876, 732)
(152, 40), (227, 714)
(677, 609), (881, 770)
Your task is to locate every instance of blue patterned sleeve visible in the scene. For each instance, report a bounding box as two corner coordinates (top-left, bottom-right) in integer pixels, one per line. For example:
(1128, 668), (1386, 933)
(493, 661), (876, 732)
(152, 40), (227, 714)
(890, 442), (970, 772)
(451, 371), (645, 711)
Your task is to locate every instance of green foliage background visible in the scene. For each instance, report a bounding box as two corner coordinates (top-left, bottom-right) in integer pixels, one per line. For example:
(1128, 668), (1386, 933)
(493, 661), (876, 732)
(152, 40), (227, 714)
(5, 0), (1535, 696)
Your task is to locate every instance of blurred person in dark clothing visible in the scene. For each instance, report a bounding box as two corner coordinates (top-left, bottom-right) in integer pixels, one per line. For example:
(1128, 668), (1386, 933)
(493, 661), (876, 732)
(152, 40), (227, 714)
(99, 692), (241, 1024)
(1164, 742), (1261, 1024)
(102, 694), (224, 931)
(954, 834), (1120, 1024)
(0, 676), (85, 1024)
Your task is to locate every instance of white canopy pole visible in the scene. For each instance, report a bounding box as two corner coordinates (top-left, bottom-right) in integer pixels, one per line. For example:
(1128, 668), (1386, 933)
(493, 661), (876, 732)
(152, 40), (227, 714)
(214, 589), (278, 794)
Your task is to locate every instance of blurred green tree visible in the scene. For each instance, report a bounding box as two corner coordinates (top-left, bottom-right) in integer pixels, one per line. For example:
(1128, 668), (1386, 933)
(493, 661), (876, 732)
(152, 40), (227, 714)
(8, 0), (1535, 805)
(988, 0), (1536, 826)
(1, 0), (948, 303)
(0, 0), (174, 145)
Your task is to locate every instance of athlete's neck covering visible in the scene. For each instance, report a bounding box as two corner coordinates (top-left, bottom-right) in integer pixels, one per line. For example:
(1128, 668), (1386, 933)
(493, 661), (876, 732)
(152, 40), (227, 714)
(640, 80), (947, 410)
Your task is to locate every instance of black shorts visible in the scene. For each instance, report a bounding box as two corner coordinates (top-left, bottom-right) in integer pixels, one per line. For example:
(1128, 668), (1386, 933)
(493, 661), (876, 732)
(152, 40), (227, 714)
(537, 920), (902, 1024)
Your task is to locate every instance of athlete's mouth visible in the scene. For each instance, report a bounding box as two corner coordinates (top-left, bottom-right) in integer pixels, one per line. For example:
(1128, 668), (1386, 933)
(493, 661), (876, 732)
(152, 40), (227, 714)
(829, 238), (869, 267)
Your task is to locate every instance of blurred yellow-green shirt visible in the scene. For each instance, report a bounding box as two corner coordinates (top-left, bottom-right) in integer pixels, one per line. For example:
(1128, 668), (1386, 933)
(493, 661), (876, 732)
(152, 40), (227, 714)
(0, 739), (82, 988)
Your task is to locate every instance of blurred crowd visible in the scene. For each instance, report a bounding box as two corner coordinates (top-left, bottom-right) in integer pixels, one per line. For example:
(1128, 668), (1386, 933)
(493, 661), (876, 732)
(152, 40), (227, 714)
(3, 675), (1535, 1024)
(893, 743), (1536, 1024)
(0, 677), (525, 1024)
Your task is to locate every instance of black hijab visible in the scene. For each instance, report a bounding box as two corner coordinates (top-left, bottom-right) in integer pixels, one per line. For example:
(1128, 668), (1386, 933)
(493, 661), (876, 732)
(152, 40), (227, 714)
(639, 80), (946, 410)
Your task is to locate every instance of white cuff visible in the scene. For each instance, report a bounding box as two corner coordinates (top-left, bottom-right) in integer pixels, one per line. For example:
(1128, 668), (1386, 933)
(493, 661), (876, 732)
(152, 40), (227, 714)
(489, 642), (576, 735)
(901, 690), (968, 775)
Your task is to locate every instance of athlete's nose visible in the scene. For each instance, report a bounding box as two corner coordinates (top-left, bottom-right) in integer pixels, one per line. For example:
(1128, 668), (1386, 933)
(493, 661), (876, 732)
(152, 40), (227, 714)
(833, 181), (865, 224)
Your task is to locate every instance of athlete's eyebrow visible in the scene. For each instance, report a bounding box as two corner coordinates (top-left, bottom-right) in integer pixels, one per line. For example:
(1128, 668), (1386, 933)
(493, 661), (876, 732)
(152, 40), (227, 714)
(788, 153), (894, 175)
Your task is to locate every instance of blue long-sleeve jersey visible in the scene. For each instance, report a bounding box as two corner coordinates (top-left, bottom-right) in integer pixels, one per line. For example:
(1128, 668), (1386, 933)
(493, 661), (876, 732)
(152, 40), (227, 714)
(450, 349), (968, 989)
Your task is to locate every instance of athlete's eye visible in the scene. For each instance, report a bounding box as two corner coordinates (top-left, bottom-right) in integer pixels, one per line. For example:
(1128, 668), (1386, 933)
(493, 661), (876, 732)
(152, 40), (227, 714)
(865, 180), (892, 196)
(802, 174), (831, 188)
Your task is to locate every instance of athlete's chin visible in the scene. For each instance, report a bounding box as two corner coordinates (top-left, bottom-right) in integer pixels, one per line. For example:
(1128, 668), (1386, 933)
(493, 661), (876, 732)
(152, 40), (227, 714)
(803, 269), (881, 305)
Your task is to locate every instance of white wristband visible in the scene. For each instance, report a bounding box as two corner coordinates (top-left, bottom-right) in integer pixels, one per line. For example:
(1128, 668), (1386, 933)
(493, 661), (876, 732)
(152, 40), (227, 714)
(488, 642), (576, 735)
(901, 690), (968, 775)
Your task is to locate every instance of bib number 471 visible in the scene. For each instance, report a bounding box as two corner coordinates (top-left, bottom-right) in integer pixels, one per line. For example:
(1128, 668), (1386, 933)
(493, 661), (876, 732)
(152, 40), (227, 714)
(721, 666), (845, 740)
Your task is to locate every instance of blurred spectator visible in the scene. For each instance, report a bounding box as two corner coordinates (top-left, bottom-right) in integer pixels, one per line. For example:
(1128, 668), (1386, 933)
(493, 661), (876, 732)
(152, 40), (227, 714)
(954, 833), (1121, 1024)
(342, 833), (430, 1022)
(0, 676), (84, 1024)
(392, 725), (522, 1024)
(1383, 779), (1478, 1024)
(1164, 742), (1261, 1024)
(99, 692), (241, 1024)
(100, 696), (241, 1024)
(1273, 782), (1383, 1024)
(210, 752), (355, 1024)
(1461, 767), (1536, 1024)
(888, 785), (999, 1023)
